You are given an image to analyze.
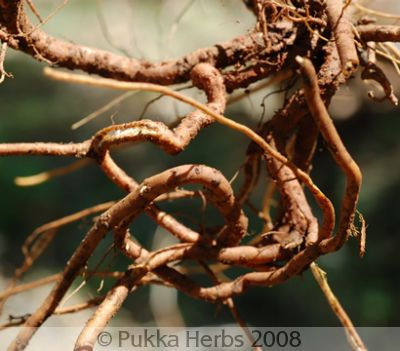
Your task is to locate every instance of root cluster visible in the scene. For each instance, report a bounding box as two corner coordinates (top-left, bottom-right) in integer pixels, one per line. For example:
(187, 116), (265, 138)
(1, 1), (399, 350)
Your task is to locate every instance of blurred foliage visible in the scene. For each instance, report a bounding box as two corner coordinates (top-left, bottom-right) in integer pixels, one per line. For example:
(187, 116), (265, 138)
(0, 0), (399, 328)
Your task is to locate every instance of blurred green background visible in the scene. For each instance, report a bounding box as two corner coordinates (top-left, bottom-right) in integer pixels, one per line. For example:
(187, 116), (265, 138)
(0, 0), (399, 329)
